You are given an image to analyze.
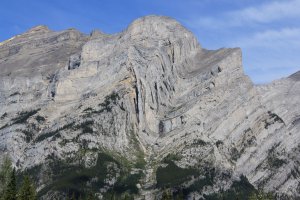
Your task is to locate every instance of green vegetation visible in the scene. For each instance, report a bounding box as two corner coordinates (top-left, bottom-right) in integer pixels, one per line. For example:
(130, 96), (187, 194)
(83, 92), (120, 116)
(38, 152), (115, 198)
(264, 111), (284, 129)
(35, 119), (96, 143)
(267, 144), (286, 169)
(35, 130), (60, 143)
(231, 147), (241, 161)
(162, 153), (182, 164)
(1, 112), (8, 120)
(156, 166), (215, 199)
(35, 122), (75, 142)
(155, 156), (273, 200)
(0, 156), (13, 198)
(12, 109), (41, 125)
(0, 155), (36, 200)
(75, 120), (94, 134)
(215, 140), (223, 147)
(18, 175), (37, 200)
(0, 124), (9, 130)
(186, 167), (215, 193)
(0, 109), (41, 131)
(267, 156), (286, 169)
(134, 150), (146, 169)
(193, 139), (207, 146)
(267, 111), (284, 124)
(156, 161), (198, 188)
(113, 171), (143, 194)
(37, 152), (142, 199)
(1, 154), (275, 200)
(3, 168), (17, 200)
(102, 191), (135, 200)
(248, 189), (274, 200)
(83, 107), (94, 113)
(35, 115), (45, 123)
(127, 128), (146, 169)
(203, 175), (274, 200)
(20, 129), (34, 143)
(9, 92), (20, 97)
(161, 189), (173, 200)
(98, 92), (120, 112)
(160, 188), (186, 200)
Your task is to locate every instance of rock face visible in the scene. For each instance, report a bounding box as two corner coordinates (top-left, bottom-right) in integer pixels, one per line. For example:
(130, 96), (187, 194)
(0, 16), (299, 199)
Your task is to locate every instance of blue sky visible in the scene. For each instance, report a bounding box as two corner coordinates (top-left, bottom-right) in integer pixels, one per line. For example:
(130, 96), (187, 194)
(1, 0), (299, 84)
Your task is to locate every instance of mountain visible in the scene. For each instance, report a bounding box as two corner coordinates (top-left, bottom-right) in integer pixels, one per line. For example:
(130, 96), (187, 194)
(0, 16), (299, 200)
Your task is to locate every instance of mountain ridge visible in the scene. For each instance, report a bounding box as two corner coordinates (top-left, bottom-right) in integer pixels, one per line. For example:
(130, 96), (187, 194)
(0, 15), (299, 199)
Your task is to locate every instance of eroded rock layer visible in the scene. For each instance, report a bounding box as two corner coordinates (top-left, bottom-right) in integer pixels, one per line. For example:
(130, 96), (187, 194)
(0, 16), (299, 199)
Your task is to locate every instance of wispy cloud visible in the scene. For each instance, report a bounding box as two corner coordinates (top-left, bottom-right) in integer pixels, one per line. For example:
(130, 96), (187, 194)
(181, 0), (300, 83)
(233, 28), (300, 48)
(230, 0), (300, 24)
(237, 27), (300, 83)
(186, 0), (300, 28)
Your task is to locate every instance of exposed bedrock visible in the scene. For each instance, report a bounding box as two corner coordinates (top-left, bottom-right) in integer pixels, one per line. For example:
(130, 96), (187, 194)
(0, 15), (299, 199)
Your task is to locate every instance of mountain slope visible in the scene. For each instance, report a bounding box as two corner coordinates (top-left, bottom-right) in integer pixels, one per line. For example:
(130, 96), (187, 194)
(0, 16), (299, 199)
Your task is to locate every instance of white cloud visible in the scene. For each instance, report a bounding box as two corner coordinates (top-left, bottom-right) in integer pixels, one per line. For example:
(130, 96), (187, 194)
(185, 0), (300, 28)
(232, 27), (300, 82)
(230, 0), (300, 24)
(234, 28), (300, 48)
(180, 1), (300, 83)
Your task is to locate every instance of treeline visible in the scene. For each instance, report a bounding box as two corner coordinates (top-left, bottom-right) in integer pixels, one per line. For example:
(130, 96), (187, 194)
(0, 155), (274, 200)
(0, 156), (37, 200)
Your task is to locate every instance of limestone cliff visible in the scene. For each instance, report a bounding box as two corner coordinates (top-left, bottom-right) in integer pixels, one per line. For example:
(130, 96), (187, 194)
(0, 16), (299, 199)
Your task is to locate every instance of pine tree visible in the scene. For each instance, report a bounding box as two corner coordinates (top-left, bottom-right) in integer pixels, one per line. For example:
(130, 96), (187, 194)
(249, 189), (274, 200)
(70, 192), (76, 200)
(65, 194), (70, 200)
(18, 175), (37, 200)
(123, 193), (131, 200)
(3, 168), (17, 200)
(110, 192), (115, 200)
(86, 193), (94, 200)
(0, 155), (13, 198)
(175, 189), (184, 200)
(161, 189), (172, 200)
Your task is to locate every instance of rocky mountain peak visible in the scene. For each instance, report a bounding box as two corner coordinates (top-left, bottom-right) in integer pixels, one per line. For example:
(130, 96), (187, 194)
(124, 16), (200, 56)
(25, 25), (51, 34)
(289, 70), (300, 81)
(127, 16), (196, 39)
(0, 15), (299, 199)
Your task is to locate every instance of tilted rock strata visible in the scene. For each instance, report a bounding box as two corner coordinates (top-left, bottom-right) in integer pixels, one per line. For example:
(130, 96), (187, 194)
(0, 16), (299, 199)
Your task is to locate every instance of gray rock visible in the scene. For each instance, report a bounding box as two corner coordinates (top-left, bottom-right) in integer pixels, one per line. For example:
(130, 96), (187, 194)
(0, 15), (299, 199)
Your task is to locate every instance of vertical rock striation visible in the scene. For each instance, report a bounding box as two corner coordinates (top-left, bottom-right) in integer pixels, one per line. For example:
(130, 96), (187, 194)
(0, 16), (299, 199)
